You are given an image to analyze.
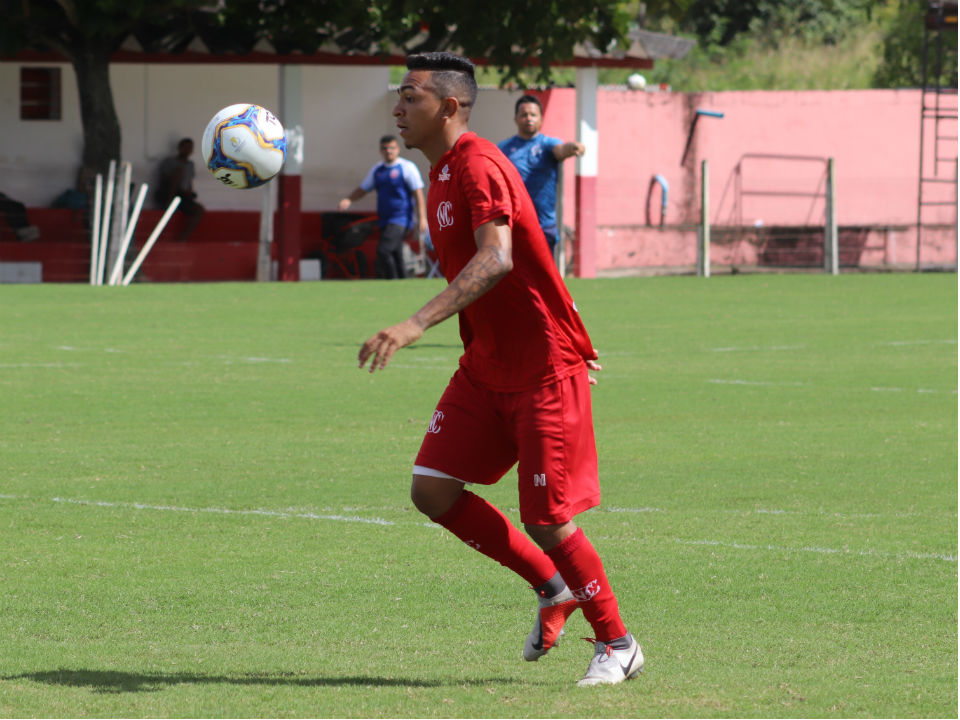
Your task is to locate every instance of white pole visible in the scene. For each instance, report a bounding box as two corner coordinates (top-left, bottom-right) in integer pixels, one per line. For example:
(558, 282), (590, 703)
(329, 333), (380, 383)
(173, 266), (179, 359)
(110, 161), (132, 276)
(96, 159), (116, 285)
(122, 196), (180, 286)
(699, 159), (711, 277)
(108, 183), (148, 286)
(556, 169), (566, 276)
(89, 173), (103, 285)
(825, 158), (838, 275)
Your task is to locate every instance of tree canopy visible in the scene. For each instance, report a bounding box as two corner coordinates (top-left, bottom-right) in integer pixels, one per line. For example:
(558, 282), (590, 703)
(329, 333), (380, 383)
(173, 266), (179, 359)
(1, 1), (632, 173)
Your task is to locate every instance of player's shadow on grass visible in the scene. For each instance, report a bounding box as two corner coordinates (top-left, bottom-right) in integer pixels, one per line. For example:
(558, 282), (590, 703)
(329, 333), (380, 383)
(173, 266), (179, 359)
(7, 669), (513, 693)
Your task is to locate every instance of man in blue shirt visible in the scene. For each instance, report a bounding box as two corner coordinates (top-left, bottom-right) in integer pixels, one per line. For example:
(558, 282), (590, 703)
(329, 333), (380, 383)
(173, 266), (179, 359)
(498, 95), (584, 252)
(340, 135), (427, 278)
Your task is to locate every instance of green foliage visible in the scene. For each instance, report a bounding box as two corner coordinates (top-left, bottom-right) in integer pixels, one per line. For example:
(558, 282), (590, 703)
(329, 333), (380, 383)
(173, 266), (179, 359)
(636, 21), (888, 91)
(635, 0), (957, 90)
(874, 0), (959, 88)
(683, 0), (875, 47)
(0, 0), (207, 59)
(0, 275), (956, 716)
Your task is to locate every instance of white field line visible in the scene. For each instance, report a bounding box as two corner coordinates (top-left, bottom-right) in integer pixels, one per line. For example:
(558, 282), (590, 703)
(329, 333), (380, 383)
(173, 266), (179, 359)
(1, 494), (952, 564)
(875, 339), (957, 347)
(49, 496), (393, 526)
(605, 506), (665, 514)
(711, 345), (805, 353)
(709, 339), (957, 352)
(385, 364), (455, 371)
(4, 494), (950, 524)
(674, 538), (957, 563)
(213, 355), (292, 364)
(708, 379), (807, 387)
(0, 362), (82, 369)
(708, 378), (956, 394)
(869, 386), (956, 394)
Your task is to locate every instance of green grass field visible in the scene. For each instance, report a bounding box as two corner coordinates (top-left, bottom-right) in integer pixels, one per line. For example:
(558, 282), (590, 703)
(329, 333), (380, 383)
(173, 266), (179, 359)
(0, 274), (956, 718)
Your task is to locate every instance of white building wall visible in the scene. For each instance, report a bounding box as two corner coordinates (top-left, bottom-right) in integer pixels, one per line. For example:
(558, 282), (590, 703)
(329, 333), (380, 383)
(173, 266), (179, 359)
(0, 60), (521, 213)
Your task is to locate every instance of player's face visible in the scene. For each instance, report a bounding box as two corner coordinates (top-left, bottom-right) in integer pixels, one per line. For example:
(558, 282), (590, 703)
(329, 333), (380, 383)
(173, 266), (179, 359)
(380, 141), (400, 163)
(393, 70), (445, 151)
(514, 102), (543, 139)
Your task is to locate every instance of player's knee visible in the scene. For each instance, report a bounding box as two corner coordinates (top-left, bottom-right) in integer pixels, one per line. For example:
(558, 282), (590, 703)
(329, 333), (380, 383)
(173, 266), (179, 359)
(524, 521), (577, 551)
(410, 474), (462, 519)
(409, 480), (431, 516)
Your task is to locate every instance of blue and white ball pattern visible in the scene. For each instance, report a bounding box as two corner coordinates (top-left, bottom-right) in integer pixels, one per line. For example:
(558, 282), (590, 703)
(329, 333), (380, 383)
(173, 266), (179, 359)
(201, 104), (286, 189)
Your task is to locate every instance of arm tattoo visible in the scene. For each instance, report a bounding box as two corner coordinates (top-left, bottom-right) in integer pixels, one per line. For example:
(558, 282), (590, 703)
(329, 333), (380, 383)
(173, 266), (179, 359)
(413, 244), (511, 331)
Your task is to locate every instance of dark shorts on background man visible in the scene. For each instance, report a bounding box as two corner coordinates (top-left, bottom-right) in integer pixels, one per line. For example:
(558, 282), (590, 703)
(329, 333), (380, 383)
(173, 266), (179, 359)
(376, 222), (408, 279)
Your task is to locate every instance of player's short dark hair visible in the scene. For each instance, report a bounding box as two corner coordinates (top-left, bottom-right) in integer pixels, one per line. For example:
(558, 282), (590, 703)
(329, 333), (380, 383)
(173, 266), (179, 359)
(379, 135), (397, 146)
(406, 52), (478, 109)
(514, 94), (543, 115)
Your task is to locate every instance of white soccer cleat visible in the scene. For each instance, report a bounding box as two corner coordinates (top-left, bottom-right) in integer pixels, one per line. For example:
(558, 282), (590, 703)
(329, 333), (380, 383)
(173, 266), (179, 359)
(523, 586), (578, 661)
(576, 634), (644, 687)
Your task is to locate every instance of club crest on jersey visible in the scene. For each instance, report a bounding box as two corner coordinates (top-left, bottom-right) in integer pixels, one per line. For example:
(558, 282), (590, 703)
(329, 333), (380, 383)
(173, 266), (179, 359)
(437, 201), (454, 229)
(438, 164), (451, 181)
(427, 410), (444, 434)
(572, 579), (601, 602)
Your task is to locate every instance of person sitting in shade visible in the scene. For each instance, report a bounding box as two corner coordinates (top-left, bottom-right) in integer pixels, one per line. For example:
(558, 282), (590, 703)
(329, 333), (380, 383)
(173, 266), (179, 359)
(156, 138), (205, 242)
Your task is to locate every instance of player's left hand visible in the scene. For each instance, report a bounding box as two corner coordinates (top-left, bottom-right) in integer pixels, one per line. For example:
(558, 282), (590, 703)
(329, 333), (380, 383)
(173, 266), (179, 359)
(587, 349), (602, 385)
(359, 318), (424, 373)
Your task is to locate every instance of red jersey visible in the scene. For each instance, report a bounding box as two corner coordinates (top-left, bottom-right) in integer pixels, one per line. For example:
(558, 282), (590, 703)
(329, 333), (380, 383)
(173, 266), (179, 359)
(427, 132), (594, 392)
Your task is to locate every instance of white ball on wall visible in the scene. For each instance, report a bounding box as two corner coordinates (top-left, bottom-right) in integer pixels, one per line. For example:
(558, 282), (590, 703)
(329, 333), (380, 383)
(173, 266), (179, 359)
(627, 73), (647, 90)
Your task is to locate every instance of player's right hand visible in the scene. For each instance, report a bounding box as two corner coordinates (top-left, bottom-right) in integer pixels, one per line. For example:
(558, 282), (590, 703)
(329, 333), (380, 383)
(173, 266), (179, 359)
(358, 318), (425, 373)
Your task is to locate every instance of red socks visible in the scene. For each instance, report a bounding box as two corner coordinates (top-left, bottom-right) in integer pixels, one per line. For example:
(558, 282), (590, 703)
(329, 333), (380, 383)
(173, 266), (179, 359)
(433, 494), (627, 643)
(546, 528), (626, 643)
(432, 490), (557, 588)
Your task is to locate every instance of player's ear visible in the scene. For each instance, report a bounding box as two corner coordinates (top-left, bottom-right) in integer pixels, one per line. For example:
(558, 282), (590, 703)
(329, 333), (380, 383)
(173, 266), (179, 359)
(440, 96), (459, 118)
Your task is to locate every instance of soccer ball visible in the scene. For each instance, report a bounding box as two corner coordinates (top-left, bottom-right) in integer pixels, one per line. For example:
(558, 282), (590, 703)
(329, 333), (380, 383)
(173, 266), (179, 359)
(201, 103), (286, 189)
(627, 73), (647, 91)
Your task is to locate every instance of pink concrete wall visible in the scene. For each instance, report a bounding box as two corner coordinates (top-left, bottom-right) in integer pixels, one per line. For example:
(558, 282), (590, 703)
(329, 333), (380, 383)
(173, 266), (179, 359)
(537, 87), (956, 272)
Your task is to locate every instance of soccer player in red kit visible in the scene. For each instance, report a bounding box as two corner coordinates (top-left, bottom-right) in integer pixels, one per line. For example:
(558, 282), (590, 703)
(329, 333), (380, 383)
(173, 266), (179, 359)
(358, 51), (643, 686)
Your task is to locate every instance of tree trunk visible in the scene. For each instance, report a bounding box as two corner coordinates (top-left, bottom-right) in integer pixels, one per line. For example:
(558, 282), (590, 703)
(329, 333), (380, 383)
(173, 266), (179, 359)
(71, 46), (121, 177)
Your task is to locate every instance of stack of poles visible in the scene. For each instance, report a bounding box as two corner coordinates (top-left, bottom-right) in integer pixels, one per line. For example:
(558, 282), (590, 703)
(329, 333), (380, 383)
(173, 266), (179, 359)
(88, 159), (181, 286)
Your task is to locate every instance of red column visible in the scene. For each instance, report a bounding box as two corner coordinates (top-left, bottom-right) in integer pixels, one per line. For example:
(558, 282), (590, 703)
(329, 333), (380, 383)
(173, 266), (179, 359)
(575, 175), (597, 278)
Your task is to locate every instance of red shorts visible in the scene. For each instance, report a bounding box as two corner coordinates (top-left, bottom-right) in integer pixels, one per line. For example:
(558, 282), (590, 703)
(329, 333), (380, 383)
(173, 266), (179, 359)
(414, 367), (600, 525)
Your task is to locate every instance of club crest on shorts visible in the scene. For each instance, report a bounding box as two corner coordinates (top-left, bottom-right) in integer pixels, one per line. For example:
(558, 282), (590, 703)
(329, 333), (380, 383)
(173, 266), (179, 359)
(533, 473), (546, 487)
(572, 579), (601, 602)
(427, 410), (444, 434)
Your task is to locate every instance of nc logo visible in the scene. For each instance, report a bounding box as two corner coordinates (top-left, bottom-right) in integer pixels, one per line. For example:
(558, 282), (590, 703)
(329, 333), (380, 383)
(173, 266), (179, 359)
(427, 410), (444, 434)
(437, 201), (454, 228)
